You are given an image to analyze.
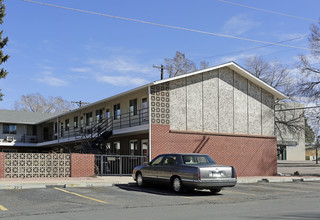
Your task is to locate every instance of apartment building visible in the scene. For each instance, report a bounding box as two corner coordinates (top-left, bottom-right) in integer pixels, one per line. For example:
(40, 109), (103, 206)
(0, 62), (287, 176)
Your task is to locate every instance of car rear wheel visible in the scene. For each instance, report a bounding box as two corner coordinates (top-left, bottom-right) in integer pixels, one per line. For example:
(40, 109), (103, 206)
(136, 172), (145, 187)
(172, 177), (183, 193)
(210, 188), (222, 193)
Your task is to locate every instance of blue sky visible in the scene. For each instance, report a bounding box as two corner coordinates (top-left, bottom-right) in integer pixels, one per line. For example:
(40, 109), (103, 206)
(0, 0), (319, 109)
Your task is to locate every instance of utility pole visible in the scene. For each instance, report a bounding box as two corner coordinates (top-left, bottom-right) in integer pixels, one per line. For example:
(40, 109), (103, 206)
(153, 65), (171, 80)
(72, 101), (89, 108)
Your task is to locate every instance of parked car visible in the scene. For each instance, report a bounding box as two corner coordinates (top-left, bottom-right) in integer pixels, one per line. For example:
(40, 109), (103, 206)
(132, 153), (237, 193)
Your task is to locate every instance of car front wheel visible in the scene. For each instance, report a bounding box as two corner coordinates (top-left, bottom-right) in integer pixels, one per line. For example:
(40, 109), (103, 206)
(172, 177), (183, 193)
(136, 172), (145, 187)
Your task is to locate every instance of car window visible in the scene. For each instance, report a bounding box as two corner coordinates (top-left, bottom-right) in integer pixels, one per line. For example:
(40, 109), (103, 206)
(162, 156), (177, 166)
(182, 155), (215, 165)
(150, 156), (164, 166)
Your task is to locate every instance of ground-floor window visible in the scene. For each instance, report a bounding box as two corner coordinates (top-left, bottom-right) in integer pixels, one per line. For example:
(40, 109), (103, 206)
(129, 140), (138, 155)
(113, 141), (120, 155)
(277, 145), (287, 160)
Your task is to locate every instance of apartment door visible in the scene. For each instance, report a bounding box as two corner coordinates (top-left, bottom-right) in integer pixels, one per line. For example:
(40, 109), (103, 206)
(141, 139), (148, 162)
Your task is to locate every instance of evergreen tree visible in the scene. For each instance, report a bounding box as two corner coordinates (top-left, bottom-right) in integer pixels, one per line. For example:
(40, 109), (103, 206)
(0, 0), (9, 101)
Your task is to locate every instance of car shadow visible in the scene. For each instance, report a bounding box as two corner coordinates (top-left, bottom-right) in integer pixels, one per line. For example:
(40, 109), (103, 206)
(115, 183), (223, 197)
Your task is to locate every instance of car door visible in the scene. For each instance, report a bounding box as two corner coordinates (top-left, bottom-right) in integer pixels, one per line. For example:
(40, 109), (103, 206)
(157, 155), (177, 185)
(142, 155), (165, 183)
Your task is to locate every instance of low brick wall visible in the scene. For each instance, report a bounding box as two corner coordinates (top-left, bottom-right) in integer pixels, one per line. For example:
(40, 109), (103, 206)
(151, 124), (277, 177)
(0, 152), (4, 178)
(70, 154), (95, 177)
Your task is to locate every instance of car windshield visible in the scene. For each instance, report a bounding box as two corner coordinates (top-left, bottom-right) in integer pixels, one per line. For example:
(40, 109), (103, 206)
(182, 155), (216, 165)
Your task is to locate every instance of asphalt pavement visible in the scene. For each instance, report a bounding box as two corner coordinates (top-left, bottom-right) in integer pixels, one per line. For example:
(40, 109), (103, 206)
(0, 160), (319, 190)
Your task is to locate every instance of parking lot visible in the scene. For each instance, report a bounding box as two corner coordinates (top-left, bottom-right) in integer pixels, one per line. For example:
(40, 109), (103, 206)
(0, 181), (320, 219)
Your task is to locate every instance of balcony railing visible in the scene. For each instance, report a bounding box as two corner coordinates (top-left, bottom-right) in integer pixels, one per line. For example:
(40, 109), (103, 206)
(18, 108), (149, 144)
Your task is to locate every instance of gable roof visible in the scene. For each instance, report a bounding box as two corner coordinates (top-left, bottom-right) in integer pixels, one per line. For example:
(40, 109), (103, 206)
(29, 61), (287, 123)
(153, 61), (287, 100)
(0, 110), (58, 124)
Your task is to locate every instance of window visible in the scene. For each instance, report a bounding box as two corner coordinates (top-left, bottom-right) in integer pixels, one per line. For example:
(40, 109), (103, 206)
(163, 156), (177, 166)
(150, 155), (164, 166)
(60, 122), (64, 137)
(96, 109), (103, 122)
(129, 99), (137, 116)
(74, 116), (78, 128)
(86, 112), (93, 126)
(65, 119), (70, 131)
(106, 109), (110, 118)
(141, 98), (148, 121)
(129, 140), (138, 155)
(112, 142), (120, 155)
(54, 122), (57, 134)
(182, 155), (215, 165)
(114, 104), (120, 120)
(3, 124), (17, 134)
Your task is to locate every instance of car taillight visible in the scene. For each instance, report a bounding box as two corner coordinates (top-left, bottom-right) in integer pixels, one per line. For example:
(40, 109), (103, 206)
(232, 166), (237, 179)
(198, 167), (201, 180)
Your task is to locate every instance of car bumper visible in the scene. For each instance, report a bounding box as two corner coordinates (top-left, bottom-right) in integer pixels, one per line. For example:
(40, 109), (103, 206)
(182, 178), (237, 189)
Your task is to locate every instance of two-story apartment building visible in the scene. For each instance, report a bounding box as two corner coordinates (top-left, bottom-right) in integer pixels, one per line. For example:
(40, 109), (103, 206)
(0, 62), (287, 176)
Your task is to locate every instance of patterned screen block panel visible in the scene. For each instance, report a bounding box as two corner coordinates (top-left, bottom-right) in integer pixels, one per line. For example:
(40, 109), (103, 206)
(4, 153), (71, 178)
(150, 82), (170, 125)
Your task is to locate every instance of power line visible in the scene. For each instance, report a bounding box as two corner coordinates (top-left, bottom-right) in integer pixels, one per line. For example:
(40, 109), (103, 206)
(23, 0), (320, 53)
(195, 35), (307, 61)
(218, 0), (318, 22)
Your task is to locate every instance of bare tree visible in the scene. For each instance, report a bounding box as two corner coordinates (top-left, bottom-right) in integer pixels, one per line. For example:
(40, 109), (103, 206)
(164, 51), (209, 77)
(245, 56), (305, 140)
(14, 93), (73, 114)
(245, 56), (295, 96)
(298, 21), (320, 105)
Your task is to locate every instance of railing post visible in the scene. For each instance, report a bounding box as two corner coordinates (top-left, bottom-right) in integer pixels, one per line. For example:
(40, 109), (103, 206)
(119, 156), (122, 176)
(100, 155), (103, 175)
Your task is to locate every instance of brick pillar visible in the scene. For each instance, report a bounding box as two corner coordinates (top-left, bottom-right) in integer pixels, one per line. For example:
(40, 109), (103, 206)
(70, 153), (95, 177)
(0, 152), (5, 178)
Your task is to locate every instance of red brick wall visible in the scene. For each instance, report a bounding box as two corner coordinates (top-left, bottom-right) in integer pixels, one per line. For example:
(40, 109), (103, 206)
(0, 152), (4, 178)
(151, 124), (277, 177)
(70, 154), (95, 177)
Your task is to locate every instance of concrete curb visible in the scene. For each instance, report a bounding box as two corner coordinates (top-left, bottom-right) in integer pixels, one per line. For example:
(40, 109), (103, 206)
(0, 177), (319, 190)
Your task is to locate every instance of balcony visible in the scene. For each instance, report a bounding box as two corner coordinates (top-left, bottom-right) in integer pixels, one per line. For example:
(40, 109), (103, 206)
(18, 108), (149, 144)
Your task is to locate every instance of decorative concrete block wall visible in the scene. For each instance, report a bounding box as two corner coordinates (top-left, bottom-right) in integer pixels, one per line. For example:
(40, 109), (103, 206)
(70, 153), (95, 177)
(0, 153), (95, 178)
(3, 153), (71, 178)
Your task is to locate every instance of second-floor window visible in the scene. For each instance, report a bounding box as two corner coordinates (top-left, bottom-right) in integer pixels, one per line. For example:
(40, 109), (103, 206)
(114, 104), (120, 120)
(65, 119), (70, 131)
(96, 109), (103, 122)
(129, 99), (137, 116)
(74, 116), (78, 128)
(3, 124), (17, 134)
(86, 112), (93, 126)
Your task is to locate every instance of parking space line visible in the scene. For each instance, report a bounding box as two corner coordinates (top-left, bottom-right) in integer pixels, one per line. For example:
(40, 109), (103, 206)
(54, 187), (108, 204)
(0, 204), (8, 211)
(238, 184), (310, 193)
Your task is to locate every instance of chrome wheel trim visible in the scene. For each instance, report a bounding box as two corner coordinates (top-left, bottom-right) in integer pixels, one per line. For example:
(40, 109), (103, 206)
(137, 173), (143, 186)
(173, 178), (181, 192)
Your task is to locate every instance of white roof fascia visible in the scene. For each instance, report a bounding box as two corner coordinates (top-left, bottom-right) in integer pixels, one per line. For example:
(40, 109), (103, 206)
(152, 61), (287, 100)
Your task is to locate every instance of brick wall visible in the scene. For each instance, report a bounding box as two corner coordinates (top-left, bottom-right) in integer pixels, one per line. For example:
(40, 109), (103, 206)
(151, 124), (277, 177)
(70, 154), (95, 177)
(0, 152), (4, 178)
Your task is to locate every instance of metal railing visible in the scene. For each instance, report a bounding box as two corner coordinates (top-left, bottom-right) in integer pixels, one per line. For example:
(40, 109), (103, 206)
(18, 108), (149, 144)
(95, 155), (147, 176)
